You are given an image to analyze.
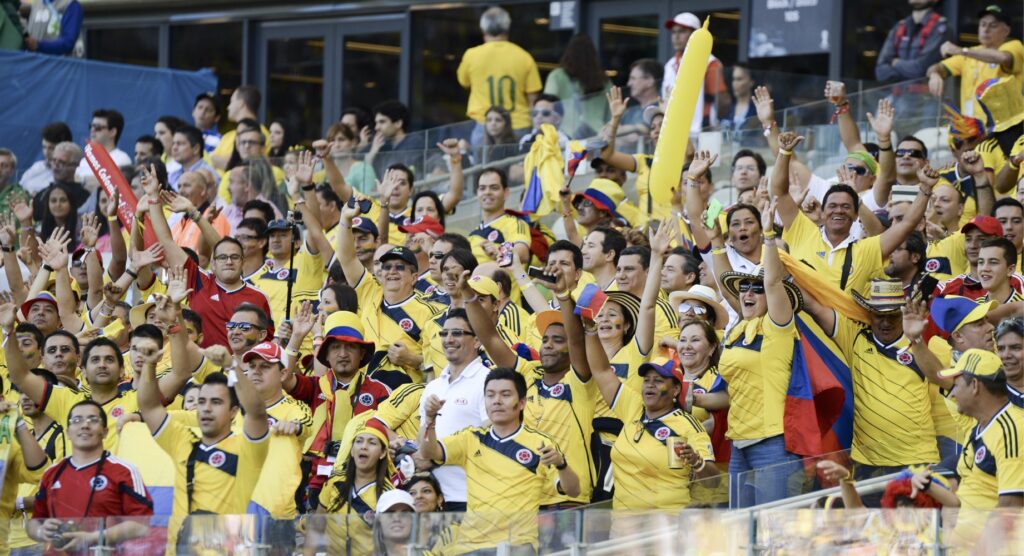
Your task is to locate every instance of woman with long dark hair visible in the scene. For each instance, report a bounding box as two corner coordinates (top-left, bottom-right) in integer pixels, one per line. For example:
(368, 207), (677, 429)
(268, 120), (290, 161)
(39, 182), (80, 246)
(544, 34), (611, 136)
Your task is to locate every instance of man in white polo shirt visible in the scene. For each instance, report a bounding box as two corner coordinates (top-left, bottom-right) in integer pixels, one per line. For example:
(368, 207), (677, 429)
(419, 307), (489, 512)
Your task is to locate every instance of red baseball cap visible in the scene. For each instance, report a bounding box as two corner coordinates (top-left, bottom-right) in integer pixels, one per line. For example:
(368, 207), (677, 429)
(960, 215), (1003, 237)
(242, 341), (284, 365)
(398, 215), (444, 237)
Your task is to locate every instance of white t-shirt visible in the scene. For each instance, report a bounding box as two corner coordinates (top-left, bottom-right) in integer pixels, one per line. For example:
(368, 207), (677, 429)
(420, 357), (490, 503)
(75, 147), (132, 182)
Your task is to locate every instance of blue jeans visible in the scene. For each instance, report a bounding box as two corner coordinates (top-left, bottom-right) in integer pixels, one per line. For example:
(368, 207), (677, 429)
(728, 435), (803, 508)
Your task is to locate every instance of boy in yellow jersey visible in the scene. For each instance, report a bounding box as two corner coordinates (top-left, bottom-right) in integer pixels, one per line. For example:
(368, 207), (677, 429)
(457, 6), (542, 132)
(237, 342), (313, 552)
(0, 407), (48, 556)
(466, 296), (596, 509)
(469, 167), (532, 265)
(419, 367), (580, 555)
(938, 349), (1024, 549)
(336, 198), (444, 387)
(773, 132), (934, 295)
(136, 335), (269, 519)
(803, 278), (940, 477)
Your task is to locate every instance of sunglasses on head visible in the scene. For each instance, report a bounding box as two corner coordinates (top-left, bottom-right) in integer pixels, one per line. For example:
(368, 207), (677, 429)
(531, 109), (554, 118)
(738, 281), (766, 294)
(845, 164), (868, 176)
(896, 148), (925, 159)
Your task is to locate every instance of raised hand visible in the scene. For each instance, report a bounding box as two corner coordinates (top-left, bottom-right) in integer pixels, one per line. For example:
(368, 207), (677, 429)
(606, 86), (630, 119)
(150, 294), (179, 326)
(423, 394), (445, 421)
(0, 291), (17, 329)
(131, 243), (165, 269)
(10, 198), (32, 226)
(79, 214), (100, 248)
(778, 131), (804, 153)
(201, 344), (234, 368)
(436, 138), (461, 157)
(762, 196), (778, 234)
(558, 188), (573, 214)
(340, 192), (365, 223)
(0, 213), (15, 247)
(866, 98), (894, 140)
(104, 189), (120, 218)
(165, 264), (193, 304)
(824, 80), (847, 105)
(41, 227), (71, 269)
(205, 205), (222, 224)
(139, 164), (163, 200)
(295, 149), (316, 185)
(650, 216), (677, 256)
(291, 301), (315, 341)
(916, 165), (940, 194)
(687, 151), (718, 180)
(959, 150), (986, 177)
(700, 209), (723, 242)
(311, 139), (333, 159)
(102, 282), (125, 304)
(752, 86), (775, 125)
(901, 297), (930, 340)
(836, 164), (858, 186)
(160, 190), (195, 214)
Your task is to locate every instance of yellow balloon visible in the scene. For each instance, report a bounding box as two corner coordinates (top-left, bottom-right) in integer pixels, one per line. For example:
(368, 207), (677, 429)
(649, 17), (714, 209)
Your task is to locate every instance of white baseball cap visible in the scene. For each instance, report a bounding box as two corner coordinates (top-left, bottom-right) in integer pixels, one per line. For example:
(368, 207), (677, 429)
(665, 12), (700, 30)
(376, 489), (416, 513)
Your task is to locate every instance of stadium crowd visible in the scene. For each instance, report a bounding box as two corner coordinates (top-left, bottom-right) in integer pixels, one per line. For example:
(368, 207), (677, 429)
(0, 2), (1021, 555)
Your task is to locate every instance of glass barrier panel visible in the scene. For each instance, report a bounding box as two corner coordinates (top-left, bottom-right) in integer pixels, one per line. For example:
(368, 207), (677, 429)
(686, 469), (730, 509)
(756, 508), (941, 554)
(22, 517), (106, 555)
(732, 448), (853, 509)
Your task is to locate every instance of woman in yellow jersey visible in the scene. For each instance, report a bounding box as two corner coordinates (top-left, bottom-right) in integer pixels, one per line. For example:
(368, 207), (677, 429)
(718, 198), (804, 508)
(308, 419), (396, 556)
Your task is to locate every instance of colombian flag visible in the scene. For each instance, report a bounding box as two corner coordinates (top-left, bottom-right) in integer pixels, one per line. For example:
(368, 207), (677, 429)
(566, 140), (587, 178)
(784, 313), (854, 457)
(520, 124), (564, 217)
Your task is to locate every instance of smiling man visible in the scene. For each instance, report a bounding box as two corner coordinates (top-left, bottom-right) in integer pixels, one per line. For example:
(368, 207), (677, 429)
(469, 167), (531, 265)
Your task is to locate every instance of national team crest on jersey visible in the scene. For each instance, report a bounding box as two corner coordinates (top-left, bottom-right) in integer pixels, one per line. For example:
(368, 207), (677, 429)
(209, 451), (227, 468)
(488, 230), (499, 242)
(655, 426), (671, 441)
(359, 393), (374, 406)
(110, 406), (124, 418)
(516, 448), (534, 464)
(90, 475), (109, 491)
(897, 352), (913, 365)
(925, 259), (940, 272)
(276, 269), (290, 280)
(975, 445), (987, 464)
(549, 384), (565, 397)
(399, 318), (414, 331)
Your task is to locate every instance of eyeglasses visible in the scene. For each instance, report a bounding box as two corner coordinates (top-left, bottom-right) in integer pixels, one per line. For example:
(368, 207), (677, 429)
(679, 302), (708, 315)
(89, 123), (108, 131)
(531, 109), (554, 118)
(69, 415), (103, 425)
(381, 263), (407, 272)
(896, 148), (925, 159)
(428, 252), (447, 260)
(226, 321), (262, 332)
(214, 254), (243, 262)
(238, 139), (263, 148)
(845, 164), (868, 176)
(46, 345), (75, 354)
(235, 234), (260, 242)
(438, 329), (475, 339)
(738, 282), (766, 294)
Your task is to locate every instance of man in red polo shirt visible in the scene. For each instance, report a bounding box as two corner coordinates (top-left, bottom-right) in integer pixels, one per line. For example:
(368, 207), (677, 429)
(144, 198), (273, 348)
(30, 400), (152, 550)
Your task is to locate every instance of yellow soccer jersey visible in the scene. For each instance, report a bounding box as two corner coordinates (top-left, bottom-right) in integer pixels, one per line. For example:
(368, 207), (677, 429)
(690, 366), (727, 424)
(318, 479), (382, 556)
(941, 40), (1024, 122)
(783, 210), (884, 295)
(456, 40), (542, 128)
(832, 314), (938, 466)
(0, 437), (46, 555)
(609, 382), (713, 510)
(926, 232), (968, 280)
(212, 125), (271, 161)
(719, 316), (797, 441)
(153, 414), (269, 515)
(372, 382), (424, 442)
(364, 198), (411, 247)
(498, 301), (535, 349)
(8, 420), (66, 550)
(1010, 134), (1024, 188)
(437, 425), (562, 552)
(956, 403), (1024, 510)
(40, 383), (139, 450)
(249, 396), (314, 518)
(248, 248), (327, 328)
(468, 214), (531, 265)
(594, 339), (650, 444)
(355, 269), (445, 383)
(516, 357), (596, 504)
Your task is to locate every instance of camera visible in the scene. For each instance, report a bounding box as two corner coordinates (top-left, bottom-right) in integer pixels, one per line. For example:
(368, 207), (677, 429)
(347, 196), (373, 215)
(324, 440), (342, 459)
(50, 521), (77, 549)
(286, 210), (303, 226)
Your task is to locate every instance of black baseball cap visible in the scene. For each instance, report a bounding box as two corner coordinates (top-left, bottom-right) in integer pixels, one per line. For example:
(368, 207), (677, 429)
(978, 5), (1011, 26)
(378, 246), (418, 270)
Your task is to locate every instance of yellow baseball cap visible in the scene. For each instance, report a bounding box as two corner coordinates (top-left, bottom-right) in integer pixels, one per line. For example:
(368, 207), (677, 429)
(467, 275), (500, 299)
(938, 349), (1004, 380)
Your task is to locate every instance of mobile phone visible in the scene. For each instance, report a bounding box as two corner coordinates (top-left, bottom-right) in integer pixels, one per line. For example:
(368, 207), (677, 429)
(346, 196), (372, 214)
(704, 198), (724, 229)
(528, 266), (557, 284)
(915, 275), (939, 304)
(497, 242), (513, 267)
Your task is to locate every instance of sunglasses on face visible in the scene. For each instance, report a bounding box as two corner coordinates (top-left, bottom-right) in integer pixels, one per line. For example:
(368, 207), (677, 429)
(438, 329), (474, 339)
(531, 109), (554, 118)
(896, 148), (925, 159)
(738, 281), (766, 294)
(226, 321), (262, 332)
(845, 164), (868, 176)
(381, 263), (408, 272)
(428, 252), (447, 261)
(69, 415), (103, 426)
(679, 302), (708, 315)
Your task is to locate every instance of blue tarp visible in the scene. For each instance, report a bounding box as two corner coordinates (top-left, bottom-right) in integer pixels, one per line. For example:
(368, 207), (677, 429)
(0, 50), (217, 176)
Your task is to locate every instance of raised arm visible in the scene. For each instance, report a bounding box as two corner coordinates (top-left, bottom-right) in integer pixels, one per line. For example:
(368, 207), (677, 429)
(799, 281), (837, 336)
(233, 360), (269, 440)
(38, 229), (85, 334)
(596, 86), (639, 172)
(141, 165), (188, 269)
(311, 140), (349, 201)
(753, 86), (780, 155)
(826, 81), (866, 154)
(154, 267), (204, 397)
(0, 293), (47, 405)
(580, 309), (624, 408)
(136, 343), (169, 435)
(293, 150), (333, 263)
(556, 283), (591, 381)
(684, 151), (718, 249)
(333, 194), (368, 288)
(902, 297), (951, 390)
(437, 140), (465, 213)
(771, 132), (804, 228)
(10, 406), (48, 470)
(417, 394), (445, 462)
(995, 153), (1023, 195)
(637, 218), (676, 355)
(879, 166), (935, 257)
(161, 190), (223, 258)
(508, 252), (549, 313)
(762, 199), (793, 327)
(0, 214), (26, 300)
(104, 190), (127, 280)
(558, 188), (583, 247)
(283, 301), (315, 387)
(77, 215), (104, 311)
(959, 150), (996, 217)
(462, 271), (517, 368)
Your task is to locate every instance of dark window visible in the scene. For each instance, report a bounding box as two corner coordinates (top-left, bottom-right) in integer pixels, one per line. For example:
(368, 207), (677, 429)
(169, 22), (244, 116)
(86, 27), (158, 67)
